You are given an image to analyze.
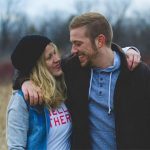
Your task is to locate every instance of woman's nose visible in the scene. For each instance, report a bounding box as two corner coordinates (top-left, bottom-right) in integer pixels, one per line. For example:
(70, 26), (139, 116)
(53, 54), (60, 62)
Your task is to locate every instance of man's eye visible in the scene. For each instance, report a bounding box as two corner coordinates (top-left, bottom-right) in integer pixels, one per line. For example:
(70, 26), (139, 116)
(76, 43), (81, 46)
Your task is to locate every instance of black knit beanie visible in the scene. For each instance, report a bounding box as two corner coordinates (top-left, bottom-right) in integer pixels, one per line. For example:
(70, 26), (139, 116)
(11, 35), (51, 74)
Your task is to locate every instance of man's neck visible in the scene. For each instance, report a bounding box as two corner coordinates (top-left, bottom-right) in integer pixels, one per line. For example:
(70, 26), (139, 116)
(91, 47), (114, 69)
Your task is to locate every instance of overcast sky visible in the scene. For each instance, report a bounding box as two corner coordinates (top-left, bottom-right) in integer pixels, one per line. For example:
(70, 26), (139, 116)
(1, 0), (150, 20)
(21, 0), (150, 19)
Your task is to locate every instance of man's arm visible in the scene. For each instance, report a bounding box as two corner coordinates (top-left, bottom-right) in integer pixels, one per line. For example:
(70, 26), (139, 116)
(12, 70), (43, 105)
(12, 70), (29, 90)
(15, 47), (141, 105)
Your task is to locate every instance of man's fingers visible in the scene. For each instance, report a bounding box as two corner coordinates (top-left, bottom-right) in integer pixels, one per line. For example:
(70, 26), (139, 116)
(29, 94), (34, 106)
(136, 54), (141, 65)
(126, 49), (141, 71)
(130, 55), (136, 71)
(33, 86), (43, 105)
(38, 91), (43, 105)
(22, 82), (30, 100)
(21, 80), (43, 105)
(29, 89), (39, 106)
(127, 55), (134, 70)
(130, 54), (141, 70)
(22, 88), (29, 101)
(28, 86), (43, 106)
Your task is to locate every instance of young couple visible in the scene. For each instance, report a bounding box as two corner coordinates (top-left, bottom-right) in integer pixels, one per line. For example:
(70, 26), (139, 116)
(7, 12), (150, 150)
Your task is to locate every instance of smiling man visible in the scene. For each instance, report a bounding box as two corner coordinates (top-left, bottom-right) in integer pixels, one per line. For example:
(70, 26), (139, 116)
(12, 12), (147, 150)
(62, 12), (150, 149)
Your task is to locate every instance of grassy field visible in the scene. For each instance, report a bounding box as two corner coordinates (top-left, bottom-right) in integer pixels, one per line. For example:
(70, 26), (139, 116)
(0, 83), (12, 150)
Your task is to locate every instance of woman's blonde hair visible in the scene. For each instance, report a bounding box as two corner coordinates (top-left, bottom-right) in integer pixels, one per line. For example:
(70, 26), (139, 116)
(30, 43), (66, 108)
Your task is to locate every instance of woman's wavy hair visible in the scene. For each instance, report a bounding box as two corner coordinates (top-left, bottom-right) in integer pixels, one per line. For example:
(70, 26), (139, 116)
(30, 43), (66, 108)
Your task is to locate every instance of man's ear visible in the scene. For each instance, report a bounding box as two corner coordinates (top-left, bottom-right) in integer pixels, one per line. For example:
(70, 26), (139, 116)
(95, 34), (106, 48)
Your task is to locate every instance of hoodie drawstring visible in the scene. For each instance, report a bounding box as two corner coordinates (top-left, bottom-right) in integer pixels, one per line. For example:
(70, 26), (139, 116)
(88, 69), (93, 98)
(108, 72), (112, 114)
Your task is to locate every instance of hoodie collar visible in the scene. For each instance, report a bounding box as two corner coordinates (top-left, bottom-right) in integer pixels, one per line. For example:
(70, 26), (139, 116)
(93, 51), (121, 73)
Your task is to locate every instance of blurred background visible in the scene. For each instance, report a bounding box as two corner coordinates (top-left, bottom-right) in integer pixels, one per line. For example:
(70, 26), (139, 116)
(0, 0), (150, 149)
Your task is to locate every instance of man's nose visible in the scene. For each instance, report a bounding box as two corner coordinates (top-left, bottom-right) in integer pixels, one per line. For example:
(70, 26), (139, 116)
(71, 47), (78, 54)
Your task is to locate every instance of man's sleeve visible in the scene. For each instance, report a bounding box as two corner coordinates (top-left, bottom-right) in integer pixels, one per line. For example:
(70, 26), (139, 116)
(61, 54), (81, 73)
(12, 69), (29, 90)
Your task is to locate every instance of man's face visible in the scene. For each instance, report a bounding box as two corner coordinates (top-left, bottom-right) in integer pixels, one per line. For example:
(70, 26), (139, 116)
(70, 26), (98, 67)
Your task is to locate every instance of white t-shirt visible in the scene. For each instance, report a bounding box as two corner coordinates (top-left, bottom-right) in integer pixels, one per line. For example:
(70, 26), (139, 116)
(47, 102), (72, 150)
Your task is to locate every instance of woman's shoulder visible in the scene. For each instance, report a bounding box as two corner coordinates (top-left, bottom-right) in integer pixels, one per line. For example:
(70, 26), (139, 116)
(7, 89), (28, 111)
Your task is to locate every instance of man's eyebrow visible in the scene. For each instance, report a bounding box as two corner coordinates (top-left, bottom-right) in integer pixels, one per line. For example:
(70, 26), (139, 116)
(71, 40), (82, 43)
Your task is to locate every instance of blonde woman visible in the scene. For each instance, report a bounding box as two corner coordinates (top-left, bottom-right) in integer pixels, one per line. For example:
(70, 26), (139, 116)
(6, 35), (72, 150)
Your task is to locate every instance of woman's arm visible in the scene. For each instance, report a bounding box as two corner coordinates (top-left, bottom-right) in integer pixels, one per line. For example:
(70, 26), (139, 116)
(6, 91), (29, 150)
(122, 47), (141, 70)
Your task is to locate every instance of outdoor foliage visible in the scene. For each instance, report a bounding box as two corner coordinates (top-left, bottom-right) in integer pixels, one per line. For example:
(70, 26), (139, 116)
(0, 83), (12, 150)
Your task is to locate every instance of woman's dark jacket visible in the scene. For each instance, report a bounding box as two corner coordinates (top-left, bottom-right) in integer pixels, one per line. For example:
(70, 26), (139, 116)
(61, 43), (150, 150)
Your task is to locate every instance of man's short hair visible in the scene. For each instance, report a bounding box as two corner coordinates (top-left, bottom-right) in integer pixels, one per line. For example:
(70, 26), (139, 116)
(69, 12), (113, 47)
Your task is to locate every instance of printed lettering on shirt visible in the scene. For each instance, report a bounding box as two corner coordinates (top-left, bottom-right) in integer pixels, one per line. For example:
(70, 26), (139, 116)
(49, 104), (71, 128)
